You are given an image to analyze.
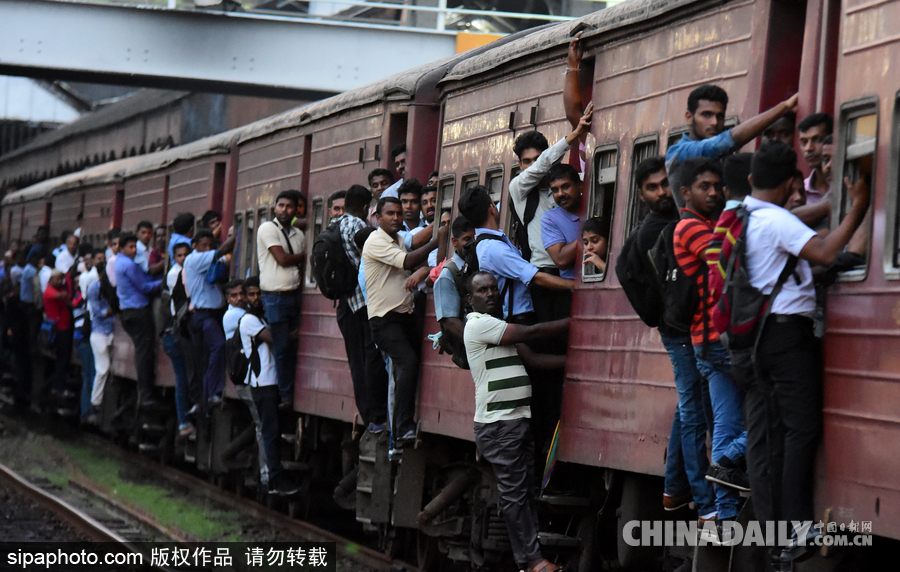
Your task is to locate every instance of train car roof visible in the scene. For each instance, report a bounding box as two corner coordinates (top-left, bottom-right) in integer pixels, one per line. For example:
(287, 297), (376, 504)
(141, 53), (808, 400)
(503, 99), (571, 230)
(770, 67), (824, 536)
(441, 0), (700, 83)
(1, 127), (239, 207)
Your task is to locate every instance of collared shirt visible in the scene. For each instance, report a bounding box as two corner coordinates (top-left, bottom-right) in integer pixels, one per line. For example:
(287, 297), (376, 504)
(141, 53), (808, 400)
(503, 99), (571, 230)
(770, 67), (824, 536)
(237, 312), (277, 388)
(362, 226), (414, 318)
(44, 284), (72, 330)
(39, 266), (51, 293)
(464, 311), (531, 424)
(540, 206), (580, 279)
(743, 195), (816, 315)
(183, 250), (225, 310)
(9, 265), (23, 288)
(115, 254), (162, 310)
(135, 241), (150, 272)
(166, 263), (184, 316)
(168, 233), (191, 261)
(87, 280), (114, 336)
(335, 213), (368, 313)
(474, 228), (539, 319)
(106, 254), (118, 287)
(509, 137), (570, 268)
(435, 252), (465, 322)
(666, 130), (736, 198)
(55, 249), (76, 273)
(803, 171), (825, 205)
(19, 263), (37, 303)
(256, 218), (305, 292)
(79, 267), (99, 296)
(381, 178), (402, 199)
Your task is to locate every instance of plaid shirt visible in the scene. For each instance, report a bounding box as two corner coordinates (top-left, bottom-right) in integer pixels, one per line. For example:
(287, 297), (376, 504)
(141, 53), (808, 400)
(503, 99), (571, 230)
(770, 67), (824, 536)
(336, 213), (368, 312)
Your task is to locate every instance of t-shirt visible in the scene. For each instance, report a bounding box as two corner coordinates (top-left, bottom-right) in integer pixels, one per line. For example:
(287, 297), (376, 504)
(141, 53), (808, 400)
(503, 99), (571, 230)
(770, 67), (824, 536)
(135, 241), (150, 272)
(79, 267), (99, 296)
(540, 205), (580, 279)
(39, 266), (52, 293)
(673, 209), (717, 346)
(55, 249), (76, 273)
(239, 312), (277, 388)
(43, 284), (72, 331)
(256, 219), (305, 292)
(743, 196), (816, 315)
(223, 305), (246, 340)
(106, 254), (118, 287)
(362, 227), (413, 318)
(464, 312), (531, 424)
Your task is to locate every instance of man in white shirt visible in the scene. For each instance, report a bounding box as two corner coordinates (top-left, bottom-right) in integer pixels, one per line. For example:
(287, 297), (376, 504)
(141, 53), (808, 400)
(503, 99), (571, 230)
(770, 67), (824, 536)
(256, 190), (306, 406)
(742, 142), (869, 567)
(54, 235), (79, 273)
(106, 230), (120, 288)
(164, 242), (194, 436)
(463, 271), (568, 572)
(135, 220), (165, 276)
(78, 250), (99, 295)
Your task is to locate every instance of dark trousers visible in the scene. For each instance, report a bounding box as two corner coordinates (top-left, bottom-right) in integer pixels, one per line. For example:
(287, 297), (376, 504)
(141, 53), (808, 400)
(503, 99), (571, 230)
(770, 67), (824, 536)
(369, 311), (420, 437)
(10, 302), (38, 402)
(532, 269), (572, 354)
(50, 328), (74, 392)
(474, 418), (543, 567)
(745, 317), (822, 525)
(120, 306), (157, 401)
(262, 292), (300, 400)
(237, 384), (283, 484)
(336, 299), (388, 426)
(191, 308), (226, 401)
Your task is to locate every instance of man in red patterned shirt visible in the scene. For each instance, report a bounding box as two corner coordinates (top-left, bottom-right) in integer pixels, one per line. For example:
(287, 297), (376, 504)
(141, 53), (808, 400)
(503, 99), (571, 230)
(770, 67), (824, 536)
(673, 157), (747, 543)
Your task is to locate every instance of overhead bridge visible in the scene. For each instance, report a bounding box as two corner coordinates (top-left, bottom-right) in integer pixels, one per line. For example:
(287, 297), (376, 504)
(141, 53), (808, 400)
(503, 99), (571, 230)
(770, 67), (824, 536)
(0, 0), (487, 99)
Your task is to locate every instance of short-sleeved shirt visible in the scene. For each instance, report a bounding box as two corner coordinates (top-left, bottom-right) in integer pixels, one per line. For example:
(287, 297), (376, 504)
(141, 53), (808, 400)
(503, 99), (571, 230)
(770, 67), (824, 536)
(673, 209), (717, 346)
(362, 227), (413, 318)
(135, 241), (150, 272)
(39, 266), (52, 293)
(743, 196), (816, 315)
(55, 250), (76, 273)
(19, 263), (37, 303)
(256, 218), (306, 292)
(183, 250), (224, 310)
(238, 312), (277, 388)
(540, 206), (580, 279)
(79, 267), (99, 296)
(434, 252), (465, 322)
(223, 305), (246, 340)
(474, 228), (539, 319)
(803, 171), (825, 205)
(168, 233), (191, 261)
(464, 312), (531, 424)
(335, 213), (367, 312)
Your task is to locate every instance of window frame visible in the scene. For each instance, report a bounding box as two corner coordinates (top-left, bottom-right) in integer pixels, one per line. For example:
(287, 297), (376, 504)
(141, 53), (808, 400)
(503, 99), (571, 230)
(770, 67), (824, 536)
(887, 92), (900, 279)
(582, 143), (618, 283)
(232, 211), (243, 278)
(437, 174), (457, 247)
(306, 197), (325, 285)
(624, 134), (660, 238)
(833, 96), (878, 282)
(506, 164), (522, 246)
(461, 169), (480, 192)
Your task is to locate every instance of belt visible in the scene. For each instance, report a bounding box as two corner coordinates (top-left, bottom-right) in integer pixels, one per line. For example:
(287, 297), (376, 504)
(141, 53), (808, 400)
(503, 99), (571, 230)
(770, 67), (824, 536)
(537, 267), (561, 276)
(772, 314), (814, 326)
(261, 289), (300, 297)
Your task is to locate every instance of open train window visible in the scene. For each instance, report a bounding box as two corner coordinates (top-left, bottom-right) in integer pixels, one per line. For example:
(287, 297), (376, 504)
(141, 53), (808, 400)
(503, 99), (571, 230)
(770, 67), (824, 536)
(232, 212), (243, 278)
(307, 198), (325, 285)
(486, 167), (504, 201)
(834, 99), (877, 281)
(887, 93), (900, 279)
(244, 210), (256, 278)
(625, 135), (660, 237)
(461, 170), (480, 192)
(583, 145), (618, 282)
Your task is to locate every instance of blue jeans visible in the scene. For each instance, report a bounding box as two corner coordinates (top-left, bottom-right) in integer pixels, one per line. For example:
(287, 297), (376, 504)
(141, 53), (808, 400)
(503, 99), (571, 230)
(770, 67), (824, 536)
(75, 336), (95, 419)
(263, 293), (300, 400)
(694, 341), (746, 520)
(660, 334), (716, 517)
(190, 309), (226, 401)
(162, 333), (191, 428)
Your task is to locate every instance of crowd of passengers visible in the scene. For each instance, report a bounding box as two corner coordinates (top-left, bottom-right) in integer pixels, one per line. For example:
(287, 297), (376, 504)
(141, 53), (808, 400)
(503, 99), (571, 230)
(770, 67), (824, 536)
(0, 33), (868, 572)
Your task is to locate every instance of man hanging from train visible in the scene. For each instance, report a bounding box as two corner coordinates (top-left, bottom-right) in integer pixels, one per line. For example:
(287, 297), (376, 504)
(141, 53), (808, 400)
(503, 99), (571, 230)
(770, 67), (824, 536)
(115, 232), (163, 408)
(363, 196), (446, 448)
(615, 156), (718, 519)
(666, 84), (799, 206)
(256, 190), (306, 408)
(135, 220), (166, 276)
(741, 142), (868, 566)
(464, 271), (568, 572)
(539, 163), (582, 323)
(169, 213), (195, 261)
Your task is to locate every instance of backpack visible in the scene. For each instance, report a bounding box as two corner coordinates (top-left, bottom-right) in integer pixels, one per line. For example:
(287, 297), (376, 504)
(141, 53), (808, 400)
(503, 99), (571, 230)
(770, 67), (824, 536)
(710, 205), (798, 352)
(615, 227), (663, 328)
(311, 220), (358, 300)
(436, 260), (470, 370)
(226, 314), (260, 385)
(508, 189), (541, 262)
(647, 214), (704, 335)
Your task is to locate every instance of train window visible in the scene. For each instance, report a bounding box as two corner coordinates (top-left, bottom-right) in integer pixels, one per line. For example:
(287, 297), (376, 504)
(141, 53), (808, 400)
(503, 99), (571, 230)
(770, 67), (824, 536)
(835, 99), (877, 281)
(244, 210), (256, 277)
(583, 145), (618, 282)
(438, 175), (456, 214)
(506, 165), (522, 244)
(625, 136), (660, 237)
(232, 212), (243, 278)
(461, 170), (480, 191)
(666, 127), (688, 152)
(888, 94), (900, 278)
(307, 198), (325, 285)
(486, 167), (504, 202)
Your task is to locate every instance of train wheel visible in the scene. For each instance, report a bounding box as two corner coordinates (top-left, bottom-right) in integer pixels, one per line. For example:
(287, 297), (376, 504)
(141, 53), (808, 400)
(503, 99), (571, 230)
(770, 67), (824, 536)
(568, 513), (601, 572)
(417, 530), (439, 571)
(616, 474), (665, 570)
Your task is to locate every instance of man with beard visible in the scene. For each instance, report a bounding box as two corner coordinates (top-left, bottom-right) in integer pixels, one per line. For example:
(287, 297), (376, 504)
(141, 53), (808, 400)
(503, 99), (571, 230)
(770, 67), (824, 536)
(797, 113), (833, 205)
(666, 84), (798, 205)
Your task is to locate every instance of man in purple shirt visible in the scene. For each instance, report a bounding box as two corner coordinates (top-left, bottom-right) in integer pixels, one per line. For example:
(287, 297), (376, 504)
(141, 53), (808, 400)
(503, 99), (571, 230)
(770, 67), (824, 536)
(540, 163), (582, 281)
(115, 232), (162, 407)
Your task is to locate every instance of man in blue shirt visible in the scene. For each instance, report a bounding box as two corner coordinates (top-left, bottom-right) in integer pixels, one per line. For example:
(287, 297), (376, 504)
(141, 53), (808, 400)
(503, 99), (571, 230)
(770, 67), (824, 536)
(666, 84), (799, 206)
(183, 228), (236, 405)
(87, 252), (115, 416)
(541, 163), (582, 282)
(168, 212), (195, 261)
(115, 232), (163, 407)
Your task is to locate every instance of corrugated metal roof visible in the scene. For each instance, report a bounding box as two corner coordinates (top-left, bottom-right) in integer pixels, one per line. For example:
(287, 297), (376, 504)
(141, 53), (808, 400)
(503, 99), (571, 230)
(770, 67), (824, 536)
(442, 0), (701, 82)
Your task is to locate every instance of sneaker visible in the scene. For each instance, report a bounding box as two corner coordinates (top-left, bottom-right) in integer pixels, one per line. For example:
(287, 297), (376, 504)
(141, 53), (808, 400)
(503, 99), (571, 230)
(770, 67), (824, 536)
(278, 397), (293, 410)
(699, 519), (739, 547)
(268, 476), (301, 496)
(663, 491), (694, 511)
(367, 422), (387, 434)
(780, 526), (822, 564)
(706, 462), (751, 492)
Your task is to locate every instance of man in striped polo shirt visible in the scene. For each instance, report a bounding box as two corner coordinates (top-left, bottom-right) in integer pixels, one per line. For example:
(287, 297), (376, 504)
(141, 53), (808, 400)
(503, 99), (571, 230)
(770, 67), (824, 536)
(464, 271), (568, 572)
(673, 157), (747, 542)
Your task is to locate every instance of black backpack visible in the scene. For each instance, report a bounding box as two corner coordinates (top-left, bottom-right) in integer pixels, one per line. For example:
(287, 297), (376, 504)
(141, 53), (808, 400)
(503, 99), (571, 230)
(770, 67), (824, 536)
(647, 215), (703, 335)
(226, 314), (260, 385)
(615, 227), (663, 328)
(508, 190), (541, 262)
(311, 220), (358, 300)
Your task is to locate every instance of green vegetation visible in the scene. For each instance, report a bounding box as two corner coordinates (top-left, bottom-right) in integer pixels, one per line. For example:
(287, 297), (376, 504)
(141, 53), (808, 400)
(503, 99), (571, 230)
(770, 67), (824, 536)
(57, 443), (241, 540)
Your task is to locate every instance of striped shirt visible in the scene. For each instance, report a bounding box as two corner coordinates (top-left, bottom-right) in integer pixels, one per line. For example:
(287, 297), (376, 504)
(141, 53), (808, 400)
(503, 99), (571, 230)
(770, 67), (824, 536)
(464, 312), (532, 424)
(673, 209), (718, 346)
